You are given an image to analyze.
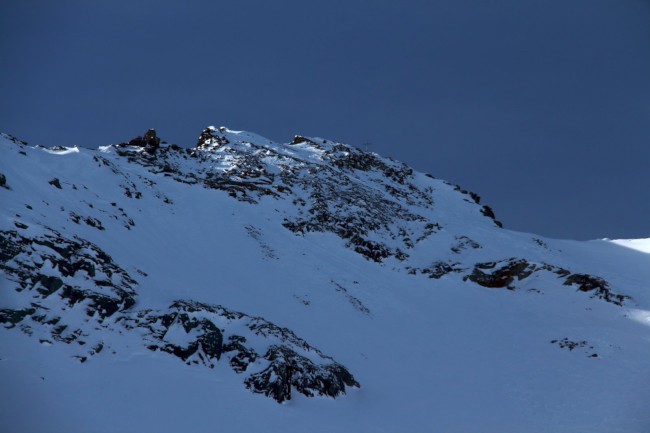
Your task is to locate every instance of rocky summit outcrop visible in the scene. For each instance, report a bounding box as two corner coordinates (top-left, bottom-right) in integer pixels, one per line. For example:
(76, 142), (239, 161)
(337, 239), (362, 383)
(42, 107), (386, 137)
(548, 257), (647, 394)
(105, 127), (463, 262)
(123, 129), (161, 154)
(196, 126), (229, 149)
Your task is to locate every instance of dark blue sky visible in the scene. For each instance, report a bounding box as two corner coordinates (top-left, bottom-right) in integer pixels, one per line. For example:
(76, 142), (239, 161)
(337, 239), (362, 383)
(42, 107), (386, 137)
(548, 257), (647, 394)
(2, 0), (649, 240)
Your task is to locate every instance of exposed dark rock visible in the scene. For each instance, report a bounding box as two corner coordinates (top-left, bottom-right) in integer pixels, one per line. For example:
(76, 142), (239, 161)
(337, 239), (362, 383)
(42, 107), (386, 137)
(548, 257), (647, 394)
(332, 281), (371, 314)
(35, 275), (63, 296)
(533, 238), (549, 249)
(126, 300), (360, 402)
(60, 286), (135, 319)
(453, 185), (480, 204)
(464, 259), (569, 290)
(244, 345), (360, 403)
(0, 308), (36, 328)
(69, 212), (105, 230)
(0, 228), (137, 319)
(451, 236), (481, 254)
(126, 129), (161, 153)
(196, 127), (229, 148)
(325, 144), (414, 184)
(449, 184), (502, 227)
(48, 178), (62, 189)
(1, 132), (28, 146)
(465, 258), (537, 289)
(463, 258), (627, 305)
(291, 135), (318, 146)
(564, 274), (629, 306)
(157, 313), (224, 364)
(551, 338), (590, 351)
(1, 225), (359, 403)
(480, 205), (503, 228)
(223, 335), (258, 373)
(418, 261), (464, 279)
(0, 173), (6, 188)
(550, 338), (598, 357)
(101, 129), (439, 262)
(143, 129), (160, 148)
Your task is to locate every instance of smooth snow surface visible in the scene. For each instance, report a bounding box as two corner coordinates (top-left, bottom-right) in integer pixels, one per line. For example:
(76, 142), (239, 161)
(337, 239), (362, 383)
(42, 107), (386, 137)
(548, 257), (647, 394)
(611, 238), (650, 254)
(1, 130), (649, 433)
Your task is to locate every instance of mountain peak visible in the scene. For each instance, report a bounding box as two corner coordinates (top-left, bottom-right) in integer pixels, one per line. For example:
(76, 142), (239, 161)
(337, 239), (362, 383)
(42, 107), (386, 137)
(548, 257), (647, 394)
(1, 127), (649, 432)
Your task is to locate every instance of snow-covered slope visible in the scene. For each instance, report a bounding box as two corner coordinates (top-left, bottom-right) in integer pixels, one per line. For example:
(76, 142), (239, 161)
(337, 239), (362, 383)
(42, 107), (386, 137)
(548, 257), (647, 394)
(1, 128), (649, 433)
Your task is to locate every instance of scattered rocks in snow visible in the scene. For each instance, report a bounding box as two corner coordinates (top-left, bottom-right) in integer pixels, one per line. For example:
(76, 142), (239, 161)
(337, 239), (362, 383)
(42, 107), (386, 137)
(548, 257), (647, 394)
(533, 238), (549, 249)
(550, 338), (598, 358)
(451, 236), (481, 254)
(414, 261), (465, 279)
(245, 225), (278, 259)
(48, 178), (62, 189)
(1, 132), (27, 146)
(332, 281), (371, 315)
(69, 212), (105, 230)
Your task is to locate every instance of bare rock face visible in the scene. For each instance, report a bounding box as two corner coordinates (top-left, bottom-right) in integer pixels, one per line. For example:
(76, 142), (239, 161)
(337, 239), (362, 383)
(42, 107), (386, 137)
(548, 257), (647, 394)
(463, 257), (630, 306)
(127, 129), (161, 153)
(465, 258), (540, 289)
(563, 274), (630, 306)
(244, 345), (360, 403)
(196, 126), (229, 149)
(290, 135), (318, 146)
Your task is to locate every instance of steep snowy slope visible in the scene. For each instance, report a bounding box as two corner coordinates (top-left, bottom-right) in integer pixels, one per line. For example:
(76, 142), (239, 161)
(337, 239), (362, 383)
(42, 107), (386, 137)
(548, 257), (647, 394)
(1, 128), (649, 433)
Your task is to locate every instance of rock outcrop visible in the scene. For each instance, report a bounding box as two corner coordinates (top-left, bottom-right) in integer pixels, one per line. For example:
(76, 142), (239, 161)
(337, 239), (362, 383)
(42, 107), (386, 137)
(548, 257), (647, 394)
(0, 227), (359, 403)
(125, 129), (161, 153)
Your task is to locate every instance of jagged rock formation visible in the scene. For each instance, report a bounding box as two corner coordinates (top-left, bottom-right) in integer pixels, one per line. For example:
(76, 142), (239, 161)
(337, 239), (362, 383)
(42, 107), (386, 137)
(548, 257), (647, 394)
(123, 129), (161, 154)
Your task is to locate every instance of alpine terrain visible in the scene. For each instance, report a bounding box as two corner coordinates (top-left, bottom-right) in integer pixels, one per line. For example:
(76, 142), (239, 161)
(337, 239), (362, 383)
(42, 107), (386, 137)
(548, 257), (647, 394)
(1, 127), (649, 433)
